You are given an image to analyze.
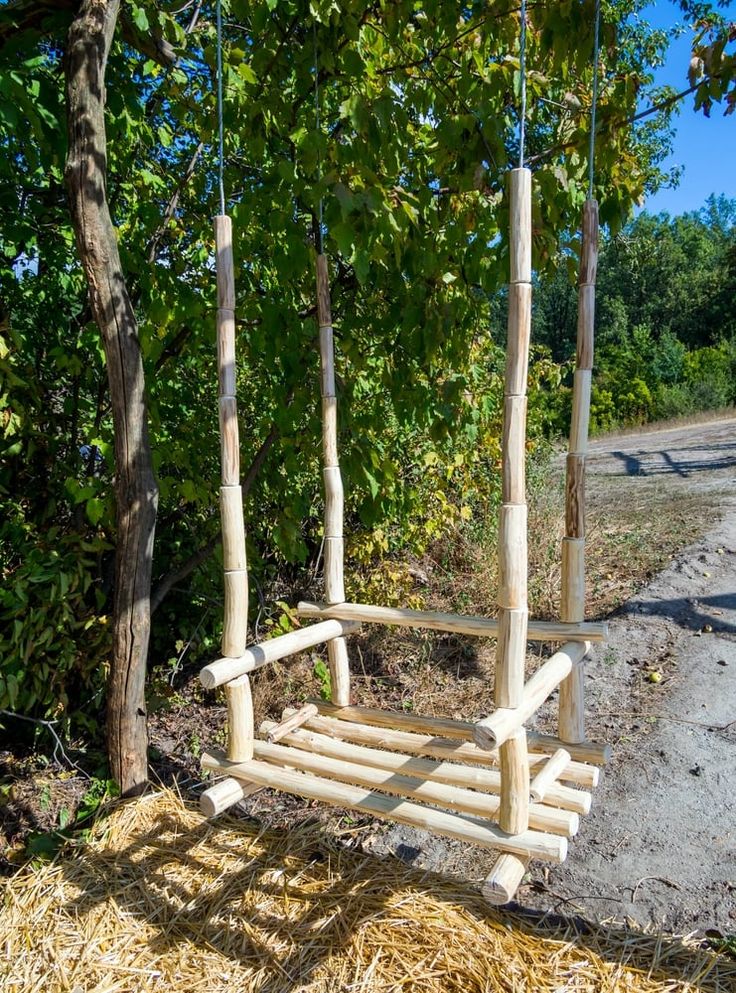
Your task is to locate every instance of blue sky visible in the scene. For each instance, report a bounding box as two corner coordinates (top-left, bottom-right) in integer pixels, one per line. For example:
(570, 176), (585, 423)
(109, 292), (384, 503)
(640, 1), (736, 215)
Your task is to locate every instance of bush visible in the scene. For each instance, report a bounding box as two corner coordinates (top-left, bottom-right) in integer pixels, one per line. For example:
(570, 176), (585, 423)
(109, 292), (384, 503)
(652, 383), (696, 420)
(0, 516), (111, 724)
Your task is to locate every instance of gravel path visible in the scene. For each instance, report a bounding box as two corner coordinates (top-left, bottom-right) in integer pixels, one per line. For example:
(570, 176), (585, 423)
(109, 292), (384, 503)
(368, 416), (736, 933)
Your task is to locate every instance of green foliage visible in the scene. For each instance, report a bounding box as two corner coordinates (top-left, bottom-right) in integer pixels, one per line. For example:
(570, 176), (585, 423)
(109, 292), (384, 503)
(24, 776), (119, 863)
(312, 658), (331, 701)
(0, 518), (111, 719)
(534, 197), (736, 432)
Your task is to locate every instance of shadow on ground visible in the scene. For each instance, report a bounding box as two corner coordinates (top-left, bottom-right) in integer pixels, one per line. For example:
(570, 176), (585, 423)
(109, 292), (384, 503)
(50, 801), (731, 993)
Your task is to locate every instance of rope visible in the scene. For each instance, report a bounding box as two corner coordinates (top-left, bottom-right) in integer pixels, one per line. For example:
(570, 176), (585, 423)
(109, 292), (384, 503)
(588, 0), (601, 199)
(313, 18), (324, 253)
(215, 0), (225, 215)
(518, 0), (527, 168)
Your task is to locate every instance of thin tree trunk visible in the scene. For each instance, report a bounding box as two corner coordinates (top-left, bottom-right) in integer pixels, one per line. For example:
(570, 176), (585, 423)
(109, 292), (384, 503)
(65, 0), (158, 795)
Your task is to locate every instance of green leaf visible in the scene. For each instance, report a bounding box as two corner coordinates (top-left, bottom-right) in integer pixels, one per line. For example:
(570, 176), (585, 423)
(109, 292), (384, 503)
(85, 498), (105, 526)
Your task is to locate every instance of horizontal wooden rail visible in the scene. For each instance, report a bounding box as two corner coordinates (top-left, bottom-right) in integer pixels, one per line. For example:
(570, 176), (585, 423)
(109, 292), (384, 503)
(303, 706), (600, 789)
(200, 619), (360, 689)
(297, 600), (608, 643)
(211, 740), (577, 836)
(311, 699), (608, 770)
(201, 751), (568, 863)
(474, 642), (590, 750)
(263, 717), (590, 817)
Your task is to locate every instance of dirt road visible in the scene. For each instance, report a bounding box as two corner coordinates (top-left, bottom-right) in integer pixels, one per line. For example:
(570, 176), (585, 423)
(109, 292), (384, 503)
(370, 416), (736, 932)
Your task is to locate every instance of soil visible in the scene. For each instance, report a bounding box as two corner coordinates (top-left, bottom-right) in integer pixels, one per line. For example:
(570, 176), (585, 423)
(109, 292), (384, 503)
(364, 416), (736, 933)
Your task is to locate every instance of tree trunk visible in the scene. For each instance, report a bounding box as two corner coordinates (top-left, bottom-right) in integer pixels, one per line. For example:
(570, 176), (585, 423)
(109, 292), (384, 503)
(65, 0), (158, 795)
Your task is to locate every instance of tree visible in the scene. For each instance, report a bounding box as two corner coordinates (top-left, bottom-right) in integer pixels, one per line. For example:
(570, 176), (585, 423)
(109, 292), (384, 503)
(65, 0), (158, 795)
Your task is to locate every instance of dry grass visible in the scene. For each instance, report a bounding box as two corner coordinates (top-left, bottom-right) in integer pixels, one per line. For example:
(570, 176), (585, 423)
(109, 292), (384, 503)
(1, 788), (733, 993)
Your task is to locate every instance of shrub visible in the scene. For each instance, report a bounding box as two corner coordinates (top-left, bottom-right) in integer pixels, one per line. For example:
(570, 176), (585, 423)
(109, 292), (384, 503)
(0, 516), (111, 724)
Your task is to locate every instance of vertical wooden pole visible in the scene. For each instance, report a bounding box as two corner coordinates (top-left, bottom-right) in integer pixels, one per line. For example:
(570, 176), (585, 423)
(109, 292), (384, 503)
(215, 215), (248, 660)
(226, 674), (254, 762)
(316, 254), (350, 705)
(496, 168), (532, 834)
(559, 199), (598, 743)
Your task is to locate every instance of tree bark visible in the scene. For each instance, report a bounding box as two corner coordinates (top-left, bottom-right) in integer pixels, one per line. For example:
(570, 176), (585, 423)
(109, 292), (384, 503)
(65, 0), (158, 795)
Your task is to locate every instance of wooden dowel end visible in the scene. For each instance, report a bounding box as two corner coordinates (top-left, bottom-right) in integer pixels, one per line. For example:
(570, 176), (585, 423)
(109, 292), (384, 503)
(482, 853), (529, 905)
(200, 776), (260, 818)
(529, 747), (572, 802)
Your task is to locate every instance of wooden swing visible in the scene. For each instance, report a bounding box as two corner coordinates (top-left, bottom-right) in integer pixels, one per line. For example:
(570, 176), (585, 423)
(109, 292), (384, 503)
(199, 2), (610, 905)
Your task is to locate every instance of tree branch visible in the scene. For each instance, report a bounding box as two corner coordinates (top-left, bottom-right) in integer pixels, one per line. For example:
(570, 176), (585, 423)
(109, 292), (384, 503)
(0, 0), (176, 65)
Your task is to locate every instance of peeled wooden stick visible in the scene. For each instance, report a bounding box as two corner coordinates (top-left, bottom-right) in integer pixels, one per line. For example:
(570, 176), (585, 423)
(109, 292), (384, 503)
(493, 168), (533, 830)
(474, 641), (590, 751)
(300, 707), (600, 788)
(215, 214), (248, 660)
(200, 776), (260, 818)
(310, 700), (604, 778)
(482, 853), (529, 906)
(529, 747), (572, 802)
(262, 718), (590, 819)
(297, 600), (608, 642)
(266, 704), (319, 744)
(200, 618), (360, 689)
(559, 198), (599, 744)
(316, 252), (350, 703)
(209, 740), (578, 836)
(499, 729), (529, 833)
(200, 752), (568, 863)
(226, 674), (253, 762)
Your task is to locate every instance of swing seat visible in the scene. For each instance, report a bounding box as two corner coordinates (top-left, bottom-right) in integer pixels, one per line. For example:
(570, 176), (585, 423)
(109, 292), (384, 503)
(199, 619), (610, 903)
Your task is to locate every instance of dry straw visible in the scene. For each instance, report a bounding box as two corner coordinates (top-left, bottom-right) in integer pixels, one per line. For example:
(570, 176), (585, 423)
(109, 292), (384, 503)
(1, 789), (732, 992)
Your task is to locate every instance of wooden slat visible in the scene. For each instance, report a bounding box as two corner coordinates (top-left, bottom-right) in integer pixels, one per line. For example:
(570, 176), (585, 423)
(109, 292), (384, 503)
(297, 601), (608, 643)
(201, 752), (568, 863)
(305, 705), (601, 788)
(266, 717), (591, 815)
(233, 739), (579, 836)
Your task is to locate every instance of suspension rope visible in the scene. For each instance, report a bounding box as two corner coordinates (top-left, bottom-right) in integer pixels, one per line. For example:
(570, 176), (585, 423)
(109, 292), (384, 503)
(588, 0), (601, 199)
(518, 0), (527, 168)
(215, 0), (225, 215)
(313, 18), (324, 253)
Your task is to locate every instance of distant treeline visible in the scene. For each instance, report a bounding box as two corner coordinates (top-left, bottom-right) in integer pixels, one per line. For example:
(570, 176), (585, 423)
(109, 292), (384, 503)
(533, 194), (736, 432)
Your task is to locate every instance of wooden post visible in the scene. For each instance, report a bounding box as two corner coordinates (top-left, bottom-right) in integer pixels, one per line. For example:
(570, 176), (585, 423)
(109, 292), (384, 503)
(559, 199), (598, 743)
(494, 167), (532, 833)
(215, 215), (248, 659)
(225, 674), (254, 762)
(316, 253), (350, 705)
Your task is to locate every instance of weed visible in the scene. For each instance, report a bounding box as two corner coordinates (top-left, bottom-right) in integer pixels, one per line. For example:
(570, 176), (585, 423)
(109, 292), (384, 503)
(313, 658), (331, 701)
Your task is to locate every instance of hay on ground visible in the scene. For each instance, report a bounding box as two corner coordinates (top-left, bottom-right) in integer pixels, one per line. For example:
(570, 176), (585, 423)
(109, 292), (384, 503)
(0, 789), (732, 992)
